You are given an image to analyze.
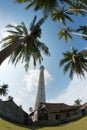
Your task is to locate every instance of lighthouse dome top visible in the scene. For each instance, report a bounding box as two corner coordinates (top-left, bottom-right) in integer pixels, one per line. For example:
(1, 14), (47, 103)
(40, 65), (44, 70)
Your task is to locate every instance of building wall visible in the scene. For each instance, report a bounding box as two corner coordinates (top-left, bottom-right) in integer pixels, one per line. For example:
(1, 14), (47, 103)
(81, 107), (87, 116)
(84, 107), (87, 114)
(37, 108), (82, 126)
(0, 100), (29, 125)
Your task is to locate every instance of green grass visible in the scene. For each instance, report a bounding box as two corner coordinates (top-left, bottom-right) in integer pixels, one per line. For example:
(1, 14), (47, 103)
(0, 118), (30, 130)
(38, 116), (87, 130)
(0, 116), (87, 130)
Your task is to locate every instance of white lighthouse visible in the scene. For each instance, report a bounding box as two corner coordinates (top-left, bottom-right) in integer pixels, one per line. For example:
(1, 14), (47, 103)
(34, 65), (46, 121)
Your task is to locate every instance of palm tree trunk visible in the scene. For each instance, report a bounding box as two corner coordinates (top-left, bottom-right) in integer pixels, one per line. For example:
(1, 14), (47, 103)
(72, 32), (87, 38)
(72, 55), (76, 64)
(0, 40), (21, 65)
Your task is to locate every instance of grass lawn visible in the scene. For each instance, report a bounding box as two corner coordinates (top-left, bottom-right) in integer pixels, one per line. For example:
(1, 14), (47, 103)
(38, 116), (87, 130)
(0, 116), (87, 130)
(0, 118), (30, 130)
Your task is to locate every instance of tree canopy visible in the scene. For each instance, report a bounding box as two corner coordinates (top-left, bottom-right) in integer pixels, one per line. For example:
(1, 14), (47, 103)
(14, 0), (87, 78)
(0, 84), (8, 96)
(59, 47), (87, 78)
(0, 0), (87, 78)
(74, 98), (82, 106)
(15, 0), (87, 40)
(0, 16), (50, 71)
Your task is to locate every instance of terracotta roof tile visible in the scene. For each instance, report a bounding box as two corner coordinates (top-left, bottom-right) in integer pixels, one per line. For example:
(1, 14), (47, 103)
(80, 102), (87, 109)
(40, 103), (79, 113)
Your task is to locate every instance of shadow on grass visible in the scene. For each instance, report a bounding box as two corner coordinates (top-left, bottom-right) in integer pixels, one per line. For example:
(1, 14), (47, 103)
(0, 117), (30, 129)
(0, 117), (44, 130)
(30, 126), (45, 130)
(1, 116), (86, 130)
(29, 116), (87, 130)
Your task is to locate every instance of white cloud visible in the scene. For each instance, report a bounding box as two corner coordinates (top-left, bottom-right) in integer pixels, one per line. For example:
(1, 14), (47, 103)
(0, 29), (9, 39)
(23, 68), (53, 93)
(23, 69), (39, 92)
(45, 69), (53, 85)
(13, 68), (53, 112)
(0, 59), (10, 71)
(0, 22), (17, 41)
(49, 72), (87, 105)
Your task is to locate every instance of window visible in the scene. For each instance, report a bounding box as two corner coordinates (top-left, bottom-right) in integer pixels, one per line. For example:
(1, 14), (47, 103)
(56, 114), (61, 120)
(66, 112), (70, 118)
(39, 112), (48, 120)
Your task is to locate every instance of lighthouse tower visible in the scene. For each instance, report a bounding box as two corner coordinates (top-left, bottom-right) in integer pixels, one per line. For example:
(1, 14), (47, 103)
(34, 65), (46, 121)
(35, 65), (46, 110)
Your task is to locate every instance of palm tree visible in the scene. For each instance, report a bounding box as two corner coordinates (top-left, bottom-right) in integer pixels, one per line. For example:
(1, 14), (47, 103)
(15, 0), (58, 15)
(51, 7), (73, 26)
(29, 107), (33, 113)
(8, 96), (13, 101)
(58, 27), (73, 42)
(0, 16), (50, 71)
(74, 99), (82, 106)
(59, 47), (87, 79)
(0, 84), (8, 96)
(15, 1), (87, 41)
(15, 0), (87, 17)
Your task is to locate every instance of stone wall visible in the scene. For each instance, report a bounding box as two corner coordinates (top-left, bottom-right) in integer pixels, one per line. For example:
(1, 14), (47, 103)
(36, 108), (82, 126)
(0, 100), (29, 125)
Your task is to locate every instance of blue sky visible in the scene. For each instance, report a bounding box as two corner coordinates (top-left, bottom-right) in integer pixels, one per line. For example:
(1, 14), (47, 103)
(0, 0), (87, 113)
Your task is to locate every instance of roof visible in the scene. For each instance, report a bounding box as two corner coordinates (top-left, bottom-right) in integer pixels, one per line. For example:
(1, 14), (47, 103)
(39, 103), (79, 113)
(80, 102), (87, 110)
(0, 100), (28, 115)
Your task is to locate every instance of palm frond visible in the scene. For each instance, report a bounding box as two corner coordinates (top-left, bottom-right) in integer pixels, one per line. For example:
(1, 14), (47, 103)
(78, 49), (87, 57)
(58, 28), (73, 42)
(20, 22), (28, 35)
(59, 47), (87, 79)
(25, 1), (34, 10)
(0, 84), (8, 96)
(30, 15), (37, 31)
(69, 62), (75, 79)
(15, 0), (30, 3)
(63, 62), (71, 74)
(0, 16), (50, 70)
